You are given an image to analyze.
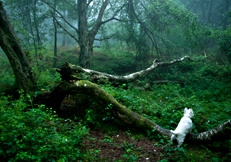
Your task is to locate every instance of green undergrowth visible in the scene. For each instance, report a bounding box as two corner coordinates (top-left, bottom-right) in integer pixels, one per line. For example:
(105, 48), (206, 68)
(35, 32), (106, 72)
(0, 47), (231, 161)
(92, 46), (137, 75)
(0, 92), (93, 161)
(96, 59), (231, 161)
(101, 67), (231, 132)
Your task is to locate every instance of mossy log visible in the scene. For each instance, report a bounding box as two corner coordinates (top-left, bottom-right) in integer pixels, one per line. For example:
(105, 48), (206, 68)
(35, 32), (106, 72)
(47, 80), (231, 144)
(47, 80), (171, 136)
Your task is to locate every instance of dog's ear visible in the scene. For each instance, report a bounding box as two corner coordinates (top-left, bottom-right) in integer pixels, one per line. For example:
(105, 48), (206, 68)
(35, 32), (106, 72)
(189, 109), (194, 117)
(184, 108), (188, 114)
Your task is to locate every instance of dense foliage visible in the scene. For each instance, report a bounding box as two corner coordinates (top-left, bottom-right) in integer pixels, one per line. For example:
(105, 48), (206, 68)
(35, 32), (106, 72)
(1, 48), (231, 161)
(0, 92), (92, 161)
(0, 0), (231, 161)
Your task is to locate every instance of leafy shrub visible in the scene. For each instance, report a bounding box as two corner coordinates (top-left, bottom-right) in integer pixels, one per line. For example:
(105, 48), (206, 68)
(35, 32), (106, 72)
(36, 69), (61, 90)
(0, 94), (91, 161)
(216, 27), (231, 63)
(92, 46), (136, 75)
(0, 54), (15, 91)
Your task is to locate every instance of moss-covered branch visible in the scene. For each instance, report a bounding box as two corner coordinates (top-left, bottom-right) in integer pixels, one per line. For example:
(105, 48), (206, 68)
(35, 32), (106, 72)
(47, 80), (231, 144)
(47, 80), (171, 136)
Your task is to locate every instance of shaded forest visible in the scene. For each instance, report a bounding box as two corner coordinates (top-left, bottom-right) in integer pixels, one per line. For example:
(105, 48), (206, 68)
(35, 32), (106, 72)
(0, 0), (231, 161)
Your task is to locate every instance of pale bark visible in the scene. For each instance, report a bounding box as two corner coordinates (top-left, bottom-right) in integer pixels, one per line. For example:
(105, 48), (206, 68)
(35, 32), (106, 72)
(56, 56), (192, 83)
(186, 119), (231, 143)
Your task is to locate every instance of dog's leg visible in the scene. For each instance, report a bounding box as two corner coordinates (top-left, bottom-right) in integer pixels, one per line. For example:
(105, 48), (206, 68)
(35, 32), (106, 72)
(170, 130), (176, 141)
(189, 127), (192, 134)
(176, 135), (185, 147)
(171, 134), (176, 141)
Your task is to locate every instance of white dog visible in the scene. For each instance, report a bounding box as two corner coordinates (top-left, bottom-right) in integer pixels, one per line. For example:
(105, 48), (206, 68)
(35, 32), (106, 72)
(171, 108), (194, 147)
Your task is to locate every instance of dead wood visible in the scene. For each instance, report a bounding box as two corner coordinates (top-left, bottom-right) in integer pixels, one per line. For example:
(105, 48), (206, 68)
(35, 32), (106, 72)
(56, 56), (192, 83)
(46, 56), (231, 145)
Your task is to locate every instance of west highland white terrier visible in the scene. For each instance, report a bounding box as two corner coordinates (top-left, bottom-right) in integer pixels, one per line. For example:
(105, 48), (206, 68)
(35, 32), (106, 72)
(171, 108), (194, 147)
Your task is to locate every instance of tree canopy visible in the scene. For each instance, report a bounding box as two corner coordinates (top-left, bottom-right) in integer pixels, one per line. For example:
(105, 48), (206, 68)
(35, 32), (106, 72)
(3, 0), (230, 67)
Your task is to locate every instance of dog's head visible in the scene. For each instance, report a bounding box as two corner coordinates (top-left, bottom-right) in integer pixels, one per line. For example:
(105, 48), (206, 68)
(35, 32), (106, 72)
(183, 108), (194, 118)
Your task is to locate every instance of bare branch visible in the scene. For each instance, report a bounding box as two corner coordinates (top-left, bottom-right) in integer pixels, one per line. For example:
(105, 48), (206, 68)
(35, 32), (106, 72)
(42, 0), (79, 34)
(82, 56), (192, 82)
(56, 56), (192, 83)
(94, 34), (116, 41)
(101, 3), (127, 25)
(101, 17), (123, 25)
(89, 1), (126, 36)
(54, 16), (79, 44)
(129, 0), (169, 55)
(89, 0), (110, 36)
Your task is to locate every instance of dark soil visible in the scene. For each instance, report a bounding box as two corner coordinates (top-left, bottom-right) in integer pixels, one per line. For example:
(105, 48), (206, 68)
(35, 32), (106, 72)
(60, 94), (167, 161)
(84, 129), (165, 161)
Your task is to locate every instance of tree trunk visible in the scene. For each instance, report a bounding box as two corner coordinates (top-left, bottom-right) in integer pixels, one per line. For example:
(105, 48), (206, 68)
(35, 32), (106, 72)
(61, 9), (67, 47)
(222, 0), (230, 30)
(46, 0), (118, 68)
(79, 36), (94, 68)
(52, 0), (57, 68)
(0, 1), (36, 93)
(207, 0), (213, 24)
(53, 14), (57, 68)
(78, 0), (91, 68)
(77, 0), (110, 68)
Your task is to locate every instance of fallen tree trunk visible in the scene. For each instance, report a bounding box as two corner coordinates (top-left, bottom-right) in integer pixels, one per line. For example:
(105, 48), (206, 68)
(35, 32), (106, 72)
(47, 80), (171, 136)
(45, 56), (230, 145)
(186, 120), (231, 144)
(56, 56), (192, 83)
(47, 80), (231, 144)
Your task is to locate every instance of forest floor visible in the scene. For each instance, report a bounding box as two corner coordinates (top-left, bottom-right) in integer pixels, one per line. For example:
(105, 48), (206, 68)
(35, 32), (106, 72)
(61, 96), (168, 161)
(60, 92), (229, 162)
(60, 92), (231, 162)
(83, 129), (165, 161)
(82, 127), (229, 161)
